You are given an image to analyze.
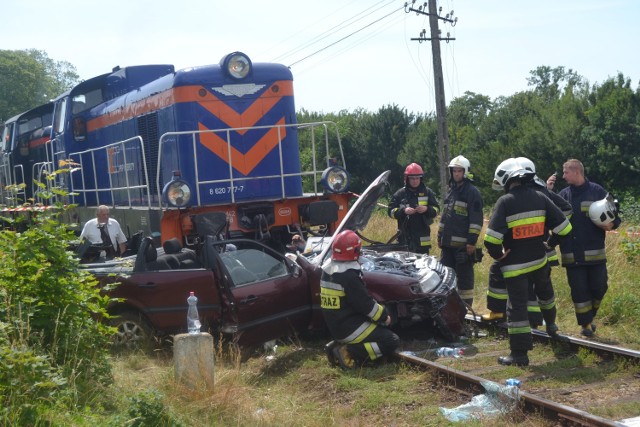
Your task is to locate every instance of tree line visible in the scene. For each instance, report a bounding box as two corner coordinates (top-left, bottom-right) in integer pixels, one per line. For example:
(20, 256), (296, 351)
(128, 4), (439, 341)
(1, 50), (638, 209)
(299, 66), (640, 209)
(0, 49), (79, 121)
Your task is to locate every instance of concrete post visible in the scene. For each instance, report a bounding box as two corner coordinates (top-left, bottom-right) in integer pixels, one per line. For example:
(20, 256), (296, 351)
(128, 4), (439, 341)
(173, 332), (215, 389)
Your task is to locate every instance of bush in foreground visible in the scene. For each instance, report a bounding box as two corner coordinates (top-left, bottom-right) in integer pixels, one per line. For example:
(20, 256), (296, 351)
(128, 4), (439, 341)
(0, 207), (114, 424)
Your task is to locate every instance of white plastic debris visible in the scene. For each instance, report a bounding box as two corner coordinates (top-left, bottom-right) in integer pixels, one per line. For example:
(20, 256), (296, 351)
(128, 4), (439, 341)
(439, 380), (520, 422)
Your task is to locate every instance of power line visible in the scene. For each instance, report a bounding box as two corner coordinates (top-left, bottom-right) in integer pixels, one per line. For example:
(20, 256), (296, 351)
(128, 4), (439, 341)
(319, 12), (405, 68)
(268, 0), (370, 62)
(272, 0), (397, 64)
(288, 5), (404, 68)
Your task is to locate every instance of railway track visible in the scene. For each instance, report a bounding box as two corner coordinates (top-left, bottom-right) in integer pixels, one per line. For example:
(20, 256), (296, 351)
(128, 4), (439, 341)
(464, 313), (640, 361)
(394, 315), (640, 426)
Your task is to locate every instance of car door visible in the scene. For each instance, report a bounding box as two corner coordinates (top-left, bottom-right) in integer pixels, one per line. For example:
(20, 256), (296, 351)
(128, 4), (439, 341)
(111, 268), (222, 335)
(104, 237), (223, 335)
(213, 239), (312, 347)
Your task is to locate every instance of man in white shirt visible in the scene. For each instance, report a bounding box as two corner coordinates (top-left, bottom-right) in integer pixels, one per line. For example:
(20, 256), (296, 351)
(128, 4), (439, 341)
(80, 205), (127, 257)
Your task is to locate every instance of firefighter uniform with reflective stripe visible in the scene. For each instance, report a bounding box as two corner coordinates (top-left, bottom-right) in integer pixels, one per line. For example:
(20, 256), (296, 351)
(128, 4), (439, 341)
(388, 183), (439, 254)
(485, 183), (572, 326)
(438, 178), (484, 305)
(558, 179), (621, 327)
(484, 184), (572, 353)
(320, 260), (399, 363)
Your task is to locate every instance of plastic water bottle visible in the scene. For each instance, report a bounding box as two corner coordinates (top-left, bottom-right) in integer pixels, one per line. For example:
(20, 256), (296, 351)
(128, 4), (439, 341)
(435, 347), (463, 358)
(187, 291), (201, 334)
(505, 378), (521, 387)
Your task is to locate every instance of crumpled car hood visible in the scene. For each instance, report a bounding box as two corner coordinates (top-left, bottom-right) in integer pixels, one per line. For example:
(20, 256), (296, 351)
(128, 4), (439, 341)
(359, 248), (457, 295)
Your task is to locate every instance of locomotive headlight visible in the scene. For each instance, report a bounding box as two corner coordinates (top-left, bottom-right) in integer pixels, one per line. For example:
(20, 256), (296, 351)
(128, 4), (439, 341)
(321, 166), (350, 193)
(221, 52), (252, 79)
(163, 174), (192, 208)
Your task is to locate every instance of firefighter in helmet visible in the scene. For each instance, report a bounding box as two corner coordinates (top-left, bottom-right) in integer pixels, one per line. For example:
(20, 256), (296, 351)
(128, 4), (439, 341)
(321, 230), (400, 369)
(437, 155), (484, 307)
(388, 163), (440, 254)
(484, 158), (572, 366)
(483, 157), (572, 329)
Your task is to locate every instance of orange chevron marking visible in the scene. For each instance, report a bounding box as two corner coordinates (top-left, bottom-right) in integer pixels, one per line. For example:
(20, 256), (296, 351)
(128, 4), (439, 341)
(198, 118), (287, 176)
(198, 82), (292, 134)
(86, 81), (293, 132)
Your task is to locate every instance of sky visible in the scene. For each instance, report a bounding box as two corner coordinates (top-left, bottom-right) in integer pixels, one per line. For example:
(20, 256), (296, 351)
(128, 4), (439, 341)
(2, 0), (639, 114)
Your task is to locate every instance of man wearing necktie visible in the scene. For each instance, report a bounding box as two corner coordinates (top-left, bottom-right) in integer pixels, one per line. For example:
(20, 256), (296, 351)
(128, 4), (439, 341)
(80, 205), (127, 258)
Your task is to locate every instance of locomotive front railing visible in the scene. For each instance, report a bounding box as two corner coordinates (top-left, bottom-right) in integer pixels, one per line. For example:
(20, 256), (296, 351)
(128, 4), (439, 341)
(157, 120), (346, 209)
(64, 120), (345, 210)
(68, 136), (152, 209)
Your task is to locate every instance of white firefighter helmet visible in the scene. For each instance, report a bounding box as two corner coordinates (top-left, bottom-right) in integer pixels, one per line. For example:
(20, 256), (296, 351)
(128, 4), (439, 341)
(515, 156), (546, 188)
(492, 157), (535, 190)
(448, 155), (471, 177)
(515, 157), (536, 173)
(589, 193), (617, 226)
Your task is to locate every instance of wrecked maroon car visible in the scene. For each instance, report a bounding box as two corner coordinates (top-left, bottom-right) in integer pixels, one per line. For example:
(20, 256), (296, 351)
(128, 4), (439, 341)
(86, 171), (467, 348)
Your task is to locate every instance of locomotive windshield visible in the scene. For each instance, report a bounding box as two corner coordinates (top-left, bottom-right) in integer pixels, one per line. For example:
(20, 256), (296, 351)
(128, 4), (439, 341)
(72, 89), (103, 114)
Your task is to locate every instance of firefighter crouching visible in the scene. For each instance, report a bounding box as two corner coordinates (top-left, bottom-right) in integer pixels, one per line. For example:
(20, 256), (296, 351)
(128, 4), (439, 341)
(321, 230), (400, 369)
(484, 158), (572, 366)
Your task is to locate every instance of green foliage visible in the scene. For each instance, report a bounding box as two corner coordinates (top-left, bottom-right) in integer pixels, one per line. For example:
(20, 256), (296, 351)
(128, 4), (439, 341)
(399, 114), (438, 191)
(619, 227), (640, 263)
(0, 49), (79, 122)
(0, 341), (68, 426)
(123, 389), (182, 427)
(581, 73), (640, 192)
(617, 192), (640, 262)
(604, 291), (640, 325)
(0, 204), (114, 422)
(297, 105), (421, 193)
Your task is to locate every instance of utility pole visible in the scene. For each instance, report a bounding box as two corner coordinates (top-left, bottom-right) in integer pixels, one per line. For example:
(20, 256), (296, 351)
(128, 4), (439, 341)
(406, 1), (457, 200)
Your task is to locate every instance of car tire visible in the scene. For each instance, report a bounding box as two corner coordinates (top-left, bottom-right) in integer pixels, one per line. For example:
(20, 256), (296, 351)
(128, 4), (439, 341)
(110, 310), (153, 350)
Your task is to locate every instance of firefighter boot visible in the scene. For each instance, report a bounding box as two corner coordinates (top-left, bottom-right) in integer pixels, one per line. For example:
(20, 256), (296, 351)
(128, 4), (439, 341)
(332, 345), (356, 370)
(325, 341), (338, 366)
(497, 351), (529, 367)
(546, 323), (569, 342)
(581, 323), (596, 338)
(481, 311), (505, 321)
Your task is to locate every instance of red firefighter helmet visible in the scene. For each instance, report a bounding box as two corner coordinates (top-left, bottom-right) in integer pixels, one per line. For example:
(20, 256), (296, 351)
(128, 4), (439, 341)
(331, 230), (362, 261)
(404, 162), (424, 178)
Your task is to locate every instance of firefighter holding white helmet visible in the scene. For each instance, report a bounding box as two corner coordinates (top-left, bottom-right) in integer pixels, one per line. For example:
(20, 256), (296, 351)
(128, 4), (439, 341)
(388, 163), (440, 254)
(321, 230), (400, 369)
(547, 159), (621, 337)
(437, 155), (484, 306)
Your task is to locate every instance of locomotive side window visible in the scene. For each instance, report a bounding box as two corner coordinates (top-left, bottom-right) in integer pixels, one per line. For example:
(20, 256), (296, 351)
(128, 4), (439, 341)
(72, 95), (87, 114)
(53, 98), (67, 134)
(1, 123), (14, 152)
(72, 89), (104, 114)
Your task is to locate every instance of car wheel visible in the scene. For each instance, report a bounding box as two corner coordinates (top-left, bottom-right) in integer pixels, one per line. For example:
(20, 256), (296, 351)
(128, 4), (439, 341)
(110, 310), (153, 350)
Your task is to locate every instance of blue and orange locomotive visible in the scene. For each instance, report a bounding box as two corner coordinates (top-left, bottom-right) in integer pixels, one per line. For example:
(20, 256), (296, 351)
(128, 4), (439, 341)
(1, 52), (353, 250)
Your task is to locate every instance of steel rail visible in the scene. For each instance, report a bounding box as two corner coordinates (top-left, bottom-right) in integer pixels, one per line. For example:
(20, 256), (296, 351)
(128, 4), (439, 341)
(466, 314), (640, 361)
(396, 351), (627, 427)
